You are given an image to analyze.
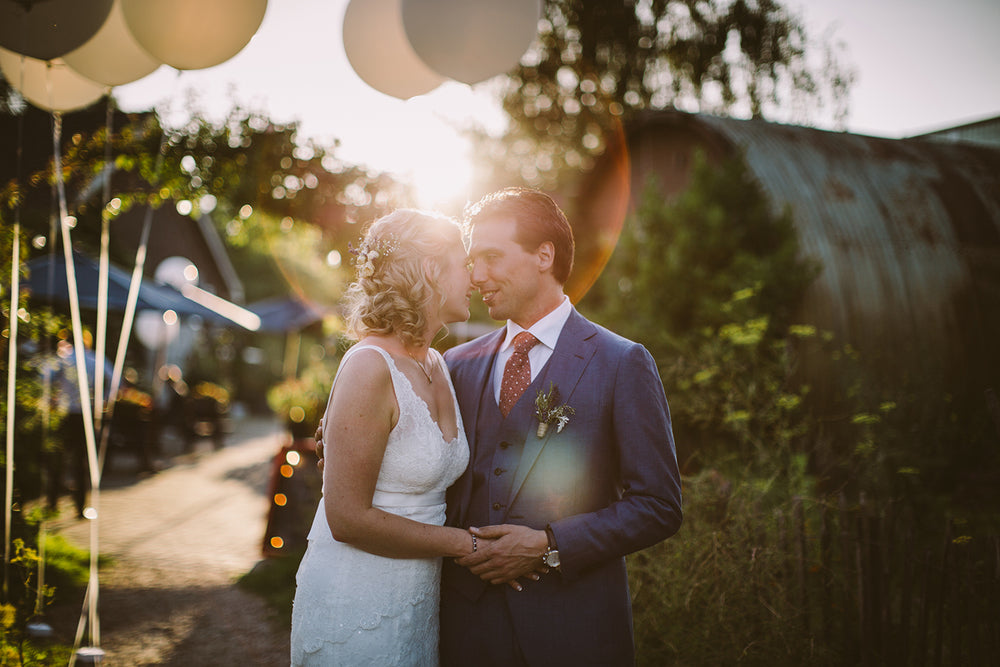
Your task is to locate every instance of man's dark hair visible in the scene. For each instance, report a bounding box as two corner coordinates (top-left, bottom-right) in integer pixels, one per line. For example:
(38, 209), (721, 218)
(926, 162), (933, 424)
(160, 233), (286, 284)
(464, 187), (575, 284)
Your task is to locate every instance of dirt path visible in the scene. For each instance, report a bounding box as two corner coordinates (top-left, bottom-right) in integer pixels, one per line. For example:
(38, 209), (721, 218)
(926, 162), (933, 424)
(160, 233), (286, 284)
(46, 416), (295, 665)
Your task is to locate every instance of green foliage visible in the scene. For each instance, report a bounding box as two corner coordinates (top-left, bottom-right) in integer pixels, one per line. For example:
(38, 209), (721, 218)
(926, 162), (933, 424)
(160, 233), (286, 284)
(0, 531), (92, 666)
(629, 470), (836, 666)
(267, 359), (338, 437)
(582, 153), (818, 477)
(589, 153), (814, 341)
(0, 98), (407, 305)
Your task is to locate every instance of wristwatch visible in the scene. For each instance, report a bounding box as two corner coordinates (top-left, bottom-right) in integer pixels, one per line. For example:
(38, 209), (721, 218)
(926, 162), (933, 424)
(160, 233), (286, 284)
(542, 526), (560, 569)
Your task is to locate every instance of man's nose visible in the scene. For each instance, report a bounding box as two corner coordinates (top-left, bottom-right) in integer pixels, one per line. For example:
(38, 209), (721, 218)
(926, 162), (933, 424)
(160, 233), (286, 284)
(469, 260), (486, 285)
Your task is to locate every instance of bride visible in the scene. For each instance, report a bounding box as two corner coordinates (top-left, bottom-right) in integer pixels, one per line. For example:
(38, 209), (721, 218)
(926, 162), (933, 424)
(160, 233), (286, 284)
(290, 209), (480, 666)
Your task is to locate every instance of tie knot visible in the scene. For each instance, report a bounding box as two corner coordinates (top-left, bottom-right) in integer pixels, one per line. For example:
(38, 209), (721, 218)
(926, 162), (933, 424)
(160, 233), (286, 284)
(512, 331), (539, 355)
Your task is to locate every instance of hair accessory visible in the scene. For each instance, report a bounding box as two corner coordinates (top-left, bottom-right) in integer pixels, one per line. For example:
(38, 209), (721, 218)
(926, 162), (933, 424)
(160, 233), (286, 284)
(348, 234), (400, 278)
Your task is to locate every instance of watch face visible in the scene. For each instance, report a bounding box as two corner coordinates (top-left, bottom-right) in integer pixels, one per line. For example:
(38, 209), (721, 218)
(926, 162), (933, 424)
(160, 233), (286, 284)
(544, 550), (560, 568)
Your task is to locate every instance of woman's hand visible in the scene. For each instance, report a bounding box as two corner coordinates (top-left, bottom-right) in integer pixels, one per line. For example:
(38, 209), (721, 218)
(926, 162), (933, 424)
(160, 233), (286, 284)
(459, 525), (547, 590)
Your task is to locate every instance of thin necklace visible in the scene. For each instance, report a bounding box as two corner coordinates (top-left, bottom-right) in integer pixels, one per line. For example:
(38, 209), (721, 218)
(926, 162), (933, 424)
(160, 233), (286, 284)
(407, 349), (434, 384)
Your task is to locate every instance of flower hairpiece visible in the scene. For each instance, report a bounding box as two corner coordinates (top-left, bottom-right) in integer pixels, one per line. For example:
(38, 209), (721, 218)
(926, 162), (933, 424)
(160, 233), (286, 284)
(348, 234), (400, 278)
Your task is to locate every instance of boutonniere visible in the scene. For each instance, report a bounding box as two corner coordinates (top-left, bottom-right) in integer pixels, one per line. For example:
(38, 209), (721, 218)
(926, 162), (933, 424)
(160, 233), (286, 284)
(533, 382), (575, 438)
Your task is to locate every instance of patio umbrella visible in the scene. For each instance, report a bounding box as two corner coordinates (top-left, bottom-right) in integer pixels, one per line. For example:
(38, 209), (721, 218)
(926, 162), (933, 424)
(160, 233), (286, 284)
(25, 250), (236, 323)
(246, 295), (330, 333)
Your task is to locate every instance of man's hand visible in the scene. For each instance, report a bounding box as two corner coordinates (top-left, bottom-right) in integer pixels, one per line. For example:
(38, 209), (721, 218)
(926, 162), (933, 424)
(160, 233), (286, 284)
(314, 423), (325, 472)
(455, 524), (549, 586)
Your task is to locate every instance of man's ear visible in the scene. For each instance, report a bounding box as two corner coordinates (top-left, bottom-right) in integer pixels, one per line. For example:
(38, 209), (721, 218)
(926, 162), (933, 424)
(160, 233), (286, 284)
(536, 241), (555, 273)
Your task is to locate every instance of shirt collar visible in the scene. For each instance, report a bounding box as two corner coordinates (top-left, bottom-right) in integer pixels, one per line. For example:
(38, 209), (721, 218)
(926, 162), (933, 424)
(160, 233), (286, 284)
(502, 294), (572, 352)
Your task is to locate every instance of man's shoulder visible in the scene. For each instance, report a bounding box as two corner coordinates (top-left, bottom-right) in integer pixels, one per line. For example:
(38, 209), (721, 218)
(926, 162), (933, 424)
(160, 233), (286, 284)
(568, 311), (645, 355)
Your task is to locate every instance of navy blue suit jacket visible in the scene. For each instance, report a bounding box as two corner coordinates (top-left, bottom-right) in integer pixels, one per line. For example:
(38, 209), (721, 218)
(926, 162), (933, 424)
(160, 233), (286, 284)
(441, 308), (682, 665)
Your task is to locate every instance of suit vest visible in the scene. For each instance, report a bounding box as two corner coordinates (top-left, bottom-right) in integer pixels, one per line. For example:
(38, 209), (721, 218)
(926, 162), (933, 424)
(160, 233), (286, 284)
(465, 354), (552, 528)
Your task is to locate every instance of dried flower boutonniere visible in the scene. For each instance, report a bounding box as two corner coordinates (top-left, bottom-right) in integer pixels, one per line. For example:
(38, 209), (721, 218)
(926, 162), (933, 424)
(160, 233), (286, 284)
(534, 382), (575, 438)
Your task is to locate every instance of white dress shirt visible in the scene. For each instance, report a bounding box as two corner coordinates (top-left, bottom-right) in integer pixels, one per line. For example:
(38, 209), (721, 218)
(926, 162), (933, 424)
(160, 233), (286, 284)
(492, 294), (573, 403)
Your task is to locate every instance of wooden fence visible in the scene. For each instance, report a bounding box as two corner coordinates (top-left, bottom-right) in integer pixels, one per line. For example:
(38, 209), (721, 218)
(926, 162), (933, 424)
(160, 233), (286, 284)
(775, 495), (999, 666)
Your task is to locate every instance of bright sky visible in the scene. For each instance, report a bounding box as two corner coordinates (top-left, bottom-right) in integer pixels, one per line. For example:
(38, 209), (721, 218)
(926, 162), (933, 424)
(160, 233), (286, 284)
(113, 0), (1000, 207)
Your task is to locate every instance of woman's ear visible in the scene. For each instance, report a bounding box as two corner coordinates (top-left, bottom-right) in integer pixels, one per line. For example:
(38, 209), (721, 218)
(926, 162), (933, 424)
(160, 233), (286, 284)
(422, 256), (437, 284)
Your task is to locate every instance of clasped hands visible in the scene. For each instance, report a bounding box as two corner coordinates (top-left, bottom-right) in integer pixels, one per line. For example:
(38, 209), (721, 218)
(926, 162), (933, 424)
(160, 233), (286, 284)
(315, 425), (548, 591)
(460, 524), (550, 591)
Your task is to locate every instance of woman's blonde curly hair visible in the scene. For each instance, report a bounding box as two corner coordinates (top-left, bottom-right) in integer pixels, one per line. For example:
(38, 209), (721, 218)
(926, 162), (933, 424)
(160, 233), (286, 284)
(343, 209), (463, 347)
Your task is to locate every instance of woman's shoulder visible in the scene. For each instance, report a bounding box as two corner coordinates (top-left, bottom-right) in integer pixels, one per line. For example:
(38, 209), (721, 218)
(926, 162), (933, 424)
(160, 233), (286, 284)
(336, 343), (395, 391)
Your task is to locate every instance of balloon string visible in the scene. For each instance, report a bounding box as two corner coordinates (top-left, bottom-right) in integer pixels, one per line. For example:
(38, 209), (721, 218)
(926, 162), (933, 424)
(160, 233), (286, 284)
(3, 53), (29, 604)
(53, 109), (102, 650)
(97, 70), (179, 473)
(93, 98), (116, 437)
(3, 223), (19, 603)
(17, 53), (56, 622)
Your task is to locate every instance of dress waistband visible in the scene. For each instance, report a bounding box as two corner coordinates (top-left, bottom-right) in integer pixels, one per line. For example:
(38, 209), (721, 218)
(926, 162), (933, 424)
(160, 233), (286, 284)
(371, 489), (446, 508)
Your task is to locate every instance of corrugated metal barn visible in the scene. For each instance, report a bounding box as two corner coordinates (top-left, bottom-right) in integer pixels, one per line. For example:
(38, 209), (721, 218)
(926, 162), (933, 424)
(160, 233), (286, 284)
(579, 110), (1000, 404)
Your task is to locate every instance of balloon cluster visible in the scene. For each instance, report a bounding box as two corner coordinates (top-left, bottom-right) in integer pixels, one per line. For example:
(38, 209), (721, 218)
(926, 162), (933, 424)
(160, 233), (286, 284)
(0, 0), (267, 112)
(343, 0), (542, 99)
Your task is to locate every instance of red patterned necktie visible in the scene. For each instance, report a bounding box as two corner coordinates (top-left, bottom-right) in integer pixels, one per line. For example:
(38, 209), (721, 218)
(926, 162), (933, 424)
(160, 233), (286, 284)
(499, 331), (539, 417)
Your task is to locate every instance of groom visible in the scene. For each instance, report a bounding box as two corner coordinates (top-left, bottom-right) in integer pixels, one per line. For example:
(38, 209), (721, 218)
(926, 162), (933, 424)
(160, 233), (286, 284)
(440, 187), (682, 666)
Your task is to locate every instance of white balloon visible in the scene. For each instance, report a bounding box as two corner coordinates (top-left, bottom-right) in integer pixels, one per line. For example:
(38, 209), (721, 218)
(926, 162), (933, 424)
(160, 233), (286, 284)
(0, 48), (107, 113)
(343, 0), (445, 100)
(63, 0), (161, 86)
(120, 0), (267, 71)
(402, 0), (541, 85)
(135, 310), (179, 350)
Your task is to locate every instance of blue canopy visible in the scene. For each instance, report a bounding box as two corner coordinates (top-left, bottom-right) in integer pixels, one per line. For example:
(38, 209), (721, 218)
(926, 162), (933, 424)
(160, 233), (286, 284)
(247, 295), (331, 333)
(24, 250), (229, 322)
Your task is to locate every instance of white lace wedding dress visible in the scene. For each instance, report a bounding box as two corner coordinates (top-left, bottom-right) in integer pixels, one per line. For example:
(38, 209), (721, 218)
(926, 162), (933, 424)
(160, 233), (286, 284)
(290, 345), (469, 666)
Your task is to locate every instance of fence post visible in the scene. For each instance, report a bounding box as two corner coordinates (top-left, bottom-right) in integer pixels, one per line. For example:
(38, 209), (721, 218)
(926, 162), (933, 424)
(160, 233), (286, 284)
(839, 493), (857, 666)
(914, 548), (931, 667)
(794, 496), (810, 637)
(898, 517), (913, 667)
(932, 520), (953, 667)
(857, 493), (873, 666)
(820, 501), (833, 644)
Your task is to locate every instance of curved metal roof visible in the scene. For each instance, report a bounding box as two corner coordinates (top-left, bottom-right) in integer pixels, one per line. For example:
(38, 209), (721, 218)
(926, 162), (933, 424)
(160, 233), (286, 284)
(612, 111), (1000, 382)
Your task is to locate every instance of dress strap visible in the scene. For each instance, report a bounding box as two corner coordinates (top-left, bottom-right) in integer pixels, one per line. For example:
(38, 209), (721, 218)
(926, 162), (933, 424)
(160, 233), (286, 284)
(321, 344), (397, 421)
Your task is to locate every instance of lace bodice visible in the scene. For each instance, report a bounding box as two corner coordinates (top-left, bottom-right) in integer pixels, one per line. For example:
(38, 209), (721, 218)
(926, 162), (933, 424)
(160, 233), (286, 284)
(317, 344), (468, 509)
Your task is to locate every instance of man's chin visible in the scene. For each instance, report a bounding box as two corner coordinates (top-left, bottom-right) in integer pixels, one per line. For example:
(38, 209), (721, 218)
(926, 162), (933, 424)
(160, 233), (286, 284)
(485, 304), (506, 322)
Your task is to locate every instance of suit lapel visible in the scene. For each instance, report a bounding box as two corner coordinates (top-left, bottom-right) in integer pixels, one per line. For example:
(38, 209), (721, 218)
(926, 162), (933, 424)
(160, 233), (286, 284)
(457, 329), (504, 448)
(507, 310), (597, 509)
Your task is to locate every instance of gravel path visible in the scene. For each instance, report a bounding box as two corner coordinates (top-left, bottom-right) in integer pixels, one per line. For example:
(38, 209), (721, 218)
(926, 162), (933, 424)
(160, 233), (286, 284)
(47, 416), (296, 665)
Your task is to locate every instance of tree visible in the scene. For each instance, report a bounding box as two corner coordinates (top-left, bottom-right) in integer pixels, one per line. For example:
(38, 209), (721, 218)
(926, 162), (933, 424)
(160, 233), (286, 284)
(0, 79), (414, 307)
(580, 153), (819, 473)
(484, 0), (853, 190)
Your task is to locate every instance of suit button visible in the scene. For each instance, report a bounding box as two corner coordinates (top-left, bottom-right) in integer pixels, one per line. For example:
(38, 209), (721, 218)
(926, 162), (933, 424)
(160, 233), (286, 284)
(492, 502), (505, 511)
(493, 467), (505, 476)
